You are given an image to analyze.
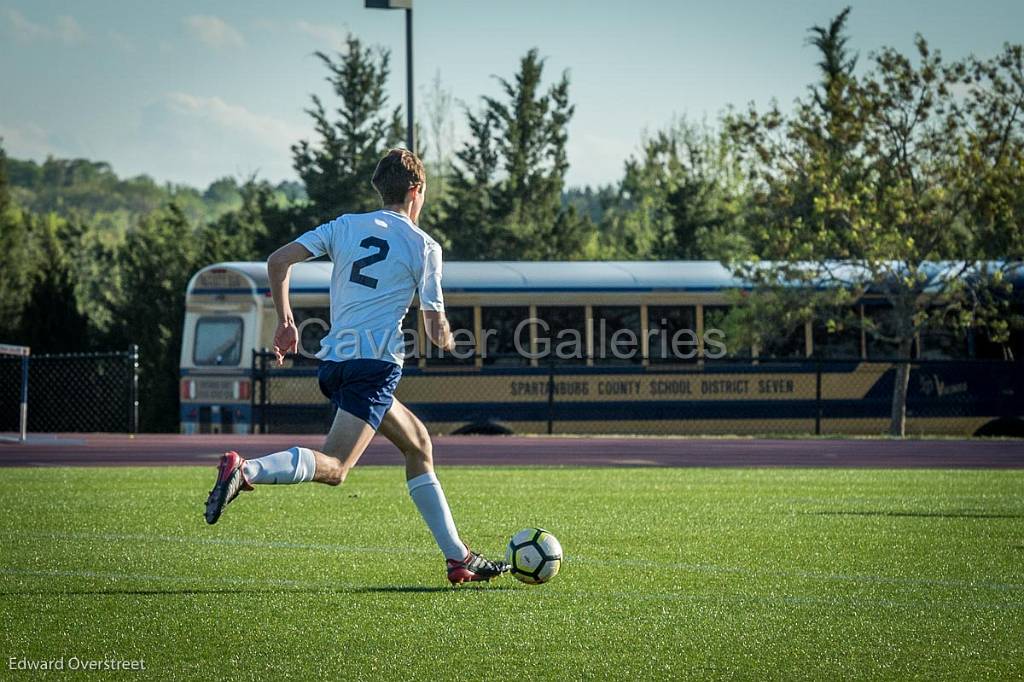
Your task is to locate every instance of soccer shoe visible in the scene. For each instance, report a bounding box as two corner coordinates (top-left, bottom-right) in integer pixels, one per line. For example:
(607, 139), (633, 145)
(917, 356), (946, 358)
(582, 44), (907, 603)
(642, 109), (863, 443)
(446, 550), (510, 585)
(204, 451), (253, 525)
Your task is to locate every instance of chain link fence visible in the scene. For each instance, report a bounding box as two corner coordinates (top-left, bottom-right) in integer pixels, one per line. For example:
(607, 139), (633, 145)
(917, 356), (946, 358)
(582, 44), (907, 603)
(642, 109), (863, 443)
(251, 351), (1024, 437)
(0, 347), (139, 435)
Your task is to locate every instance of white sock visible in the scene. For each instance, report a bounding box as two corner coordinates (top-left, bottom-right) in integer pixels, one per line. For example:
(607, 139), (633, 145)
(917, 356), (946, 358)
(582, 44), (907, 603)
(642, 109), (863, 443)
(407, 472), (469, 561)
(241, 447), (316, 485)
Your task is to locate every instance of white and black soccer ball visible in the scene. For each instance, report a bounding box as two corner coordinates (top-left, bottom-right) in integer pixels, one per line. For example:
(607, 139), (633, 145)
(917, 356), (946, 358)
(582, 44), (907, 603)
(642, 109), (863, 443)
(506, 528), (562, 585)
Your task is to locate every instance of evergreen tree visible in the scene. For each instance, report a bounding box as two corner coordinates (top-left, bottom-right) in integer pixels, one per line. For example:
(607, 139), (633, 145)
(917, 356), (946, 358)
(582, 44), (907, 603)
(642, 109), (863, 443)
(112, 204), (199, 431)
(15, 213), (91, 352)
(291, 36), (405, 228)
(443, 49), (593, 260)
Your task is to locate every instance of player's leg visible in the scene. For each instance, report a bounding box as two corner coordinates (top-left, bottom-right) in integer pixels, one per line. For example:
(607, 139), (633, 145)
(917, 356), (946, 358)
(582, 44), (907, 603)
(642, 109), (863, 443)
(204, 361), (387, 524)
(242, 407), (375, 486)
(377, 397), (435, 482)
(204, 409), (376, 524)
(314, 407), (378, 484)
(379, 399), (508, 583)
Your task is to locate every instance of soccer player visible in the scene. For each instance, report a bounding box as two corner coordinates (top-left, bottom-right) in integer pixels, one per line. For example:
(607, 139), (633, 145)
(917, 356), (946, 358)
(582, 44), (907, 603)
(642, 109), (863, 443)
(203, 149), (509, 585)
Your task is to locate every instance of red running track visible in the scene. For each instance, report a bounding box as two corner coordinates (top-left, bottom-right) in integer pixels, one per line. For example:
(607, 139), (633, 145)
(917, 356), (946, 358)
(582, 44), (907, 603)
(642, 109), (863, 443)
(1, 433), (1023, 468)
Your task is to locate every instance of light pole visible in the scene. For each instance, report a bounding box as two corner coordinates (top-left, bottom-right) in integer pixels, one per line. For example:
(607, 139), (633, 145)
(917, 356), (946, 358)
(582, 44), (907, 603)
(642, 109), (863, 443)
(365, 0), (414, 153)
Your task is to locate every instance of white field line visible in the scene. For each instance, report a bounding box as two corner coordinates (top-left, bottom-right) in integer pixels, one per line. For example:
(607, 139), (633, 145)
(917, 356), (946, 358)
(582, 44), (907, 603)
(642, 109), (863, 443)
(4, 530), (1023, 593)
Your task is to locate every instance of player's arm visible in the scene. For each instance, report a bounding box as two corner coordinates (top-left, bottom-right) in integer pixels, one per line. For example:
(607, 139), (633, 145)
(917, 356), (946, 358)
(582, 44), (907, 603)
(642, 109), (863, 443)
(419, 242), (453, 352)
(423, 311), (454, 352)
(267, 241), (315, 365)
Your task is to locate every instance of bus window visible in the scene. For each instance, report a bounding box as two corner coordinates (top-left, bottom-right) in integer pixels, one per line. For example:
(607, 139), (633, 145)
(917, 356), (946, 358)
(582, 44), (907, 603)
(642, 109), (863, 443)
(812, 310), (861, 358)
(482, 306), (530, 366)
(648, 305), (697, 364)
(920, 327), (968, 359)
(864, 305), (903, 358)
(194, 317), (243, 366)
(593, 306), (642, 365)
(536, 306), (586, 365)
(974, 324), (1023, 360)
(703, 306), (751, 358)
(294, 307), (330, 364)
(425, 306), (474, 366)
(760, 326), (806, 359)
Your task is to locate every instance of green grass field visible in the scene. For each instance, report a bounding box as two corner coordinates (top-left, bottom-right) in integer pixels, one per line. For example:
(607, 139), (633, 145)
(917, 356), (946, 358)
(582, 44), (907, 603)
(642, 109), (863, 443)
(1, 465), (1022, 680)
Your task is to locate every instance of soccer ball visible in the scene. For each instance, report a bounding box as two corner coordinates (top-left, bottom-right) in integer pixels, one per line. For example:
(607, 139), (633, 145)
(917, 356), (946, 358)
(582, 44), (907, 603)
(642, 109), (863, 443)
(506, 528), (563, 585)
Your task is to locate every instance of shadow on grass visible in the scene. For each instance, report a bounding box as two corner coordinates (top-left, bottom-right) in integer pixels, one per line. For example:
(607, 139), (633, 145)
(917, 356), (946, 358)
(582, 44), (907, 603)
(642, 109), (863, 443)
(808, 510), (1023, 520)
(0, 585), (520, 597)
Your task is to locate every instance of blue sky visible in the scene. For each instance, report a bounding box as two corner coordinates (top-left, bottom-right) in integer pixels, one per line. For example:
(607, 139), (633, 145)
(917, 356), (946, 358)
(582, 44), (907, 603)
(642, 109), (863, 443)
(1, 1), (1021, 189)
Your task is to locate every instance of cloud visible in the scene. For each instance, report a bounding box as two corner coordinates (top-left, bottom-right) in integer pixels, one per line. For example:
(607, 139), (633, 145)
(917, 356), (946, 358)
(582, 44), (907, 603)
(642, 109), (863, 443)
(2, 8), (85, 45)
(0, 121), (59, 158)
(162, 92), (303, 145)
(184, 15), (244, 49)
(108, 30), (135, 53)
(294, 20), (349, 51)
(54, 15), (84, 43)
(121, 92), (306, 185)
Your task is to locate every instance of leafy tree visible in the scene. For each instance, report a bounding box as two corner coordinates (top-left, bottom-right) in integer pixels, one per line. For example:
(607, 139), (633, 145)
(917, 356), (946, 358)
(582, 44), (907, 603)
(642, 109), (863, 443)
(0, 144), (36, 336)
(291, 36), (405, 227)
(962, 45), (1024, 262)
(443, 49), (594, 260)
(725, 10), (1024, 435)
(200, 179), (271, 261)
(15, 213), (92, 352)
(563, 185), (616, 233)
(598, 119), (747, 260)
(110, 204), (199, 431)
(5, 155), (261, 232)
(202, 177), (244, 215)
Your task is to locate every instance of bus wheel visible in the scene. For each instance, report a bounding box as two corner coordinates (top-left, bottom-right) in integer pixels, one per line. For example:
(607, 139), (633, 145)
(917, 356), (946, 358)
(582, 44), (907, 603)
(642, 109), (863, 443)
(974, 418), (1024, 438)
(452, 422), (513, 436)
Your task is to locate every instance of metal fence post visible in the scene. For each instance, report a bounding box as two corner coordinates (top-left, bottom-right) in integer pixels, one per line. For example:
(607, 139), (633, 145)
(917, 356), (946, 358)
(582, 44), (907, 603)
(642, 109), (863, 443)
(250, 348), (257, 435)
(546, 360), (555, 435)
(258, 349), (268, 435)
(128, 344), (139, 435)
(19, 351), (29, 443)
(814, 356), (822, 436)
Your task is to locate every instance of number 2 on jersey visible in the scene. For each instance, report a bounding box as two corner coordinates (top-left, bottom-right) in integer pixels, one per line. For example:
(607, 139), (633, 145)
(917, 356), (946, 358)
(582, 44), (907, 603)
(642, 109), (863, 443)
(349, 237), (390, 289)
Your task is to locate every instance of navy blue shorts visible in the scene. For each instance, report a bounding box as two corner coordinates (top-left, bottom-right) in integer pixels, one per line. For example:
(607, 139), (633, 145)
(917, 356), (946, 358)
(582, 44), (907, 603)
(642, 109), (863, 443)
(317, 359), (402, 430)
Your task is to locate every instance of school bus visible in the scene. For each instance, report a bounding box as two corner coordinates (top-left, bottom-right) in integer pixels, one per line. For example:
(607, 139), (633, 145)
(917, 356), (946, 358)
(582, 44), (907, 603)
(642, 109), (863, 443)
(179, 261), (1023, 436)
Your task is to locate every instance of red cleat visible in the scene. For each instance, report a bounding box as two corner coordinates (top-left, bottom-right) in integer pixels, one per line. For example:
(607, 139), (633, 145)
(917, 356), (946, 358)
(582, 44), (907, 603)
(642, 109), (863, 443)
(204, 451), (253, 525)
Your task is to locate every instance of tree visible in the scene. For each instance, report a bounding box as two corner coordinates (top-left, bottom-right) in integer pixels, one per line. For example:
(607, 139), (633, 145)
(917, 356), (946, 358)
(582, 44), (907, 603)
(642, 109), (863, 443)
(15, 213), (93, 352)
(200, 178), (271, 261)
(598, 119), (747, 260)
(726, 10), (1024, 435)
(111, 204), (199, 431)
(291, 36), (405, 227)
(0, 143), (36, 336)
(422, 70), (456, 201)
(443, 49), (594, 260)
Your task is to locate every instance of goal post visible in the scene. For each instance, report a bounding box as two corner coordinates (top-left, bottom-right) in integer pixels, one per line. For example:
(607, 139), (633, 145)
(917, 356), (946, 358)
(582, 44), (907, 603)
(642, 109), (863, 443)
(1, 344), (30, 443)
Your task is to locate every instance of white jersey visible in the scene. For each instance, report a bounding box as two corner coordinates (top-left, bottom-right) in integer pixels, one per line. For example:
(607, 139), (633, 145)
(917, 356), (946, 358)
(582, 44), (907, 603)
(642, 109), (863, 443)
(295, 209), (444, 367)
